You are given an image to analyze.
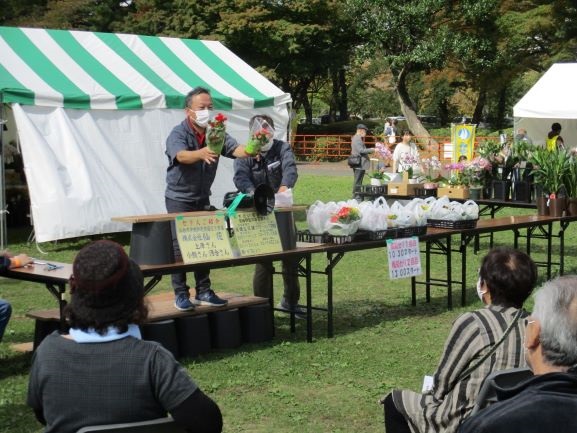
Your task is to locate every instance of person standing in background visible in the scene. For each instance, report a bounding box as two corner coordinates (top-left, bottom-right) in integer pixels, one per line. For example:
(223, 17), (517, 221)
(392, 130), (420, 173)
(351, 124), (375, 200)
(546, 122), (565, 151)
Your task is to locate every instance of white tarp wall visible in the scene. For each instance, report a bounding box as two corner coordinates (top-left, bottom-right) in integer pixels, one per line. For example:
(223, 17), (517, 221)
(0, 27), (292, 242)
(13, 104), (289, 242)
(513, 63), (577, 149)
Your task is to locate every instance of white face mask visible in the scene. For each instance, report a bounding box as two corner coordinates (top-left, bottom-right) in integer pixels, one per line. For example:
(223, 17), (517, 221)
(476, 277), (487, 302)
(193, 109), (210, 128)
(260, 136), (274, 153)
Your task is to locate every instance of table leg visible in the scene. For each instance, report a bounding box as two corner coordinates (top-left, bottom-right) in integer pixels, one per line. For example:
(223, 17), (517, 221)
(46, 282), (67, 333)
(306, 254), (313, 342)
(447, 235), (452, 310)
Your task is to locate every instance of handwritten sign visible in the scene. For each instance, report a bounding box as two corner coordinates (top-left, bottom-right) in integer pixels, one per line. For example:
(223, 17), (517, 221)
(386, 236), (422, 279)
(175, 214), (234, 264)
(229, 211), (282, 256)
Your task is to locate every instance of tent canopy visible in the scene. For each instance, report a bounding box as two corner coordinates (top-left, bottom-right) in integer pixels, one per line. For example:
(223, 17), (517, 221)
(513, 63), (577, 147)
(0, 26), (291, 110)
(0, 27), (292, 243)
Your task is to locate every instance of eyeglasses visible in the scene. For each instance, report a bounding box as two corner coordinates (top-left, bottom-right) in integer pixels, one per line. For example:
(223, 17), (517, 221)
(524, 318), (536, 327)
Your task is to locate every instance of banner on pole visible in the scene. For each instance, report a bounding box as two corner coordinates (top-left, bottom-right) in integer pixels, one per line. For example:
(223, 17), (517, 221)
(451, 124), (476, 162)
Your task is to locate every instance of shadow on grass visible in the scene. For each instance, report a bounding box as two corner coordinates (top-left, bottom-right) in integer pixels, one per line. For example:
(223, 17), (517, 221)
(0, 351), (32, 379)
(180, 287), (480, 365)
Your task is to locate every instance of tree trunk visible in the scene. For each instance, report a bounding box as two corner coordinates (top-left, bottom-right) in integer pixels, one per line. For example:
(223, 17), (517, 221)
(495, 86), (508, 130)
(394, 67), (437, 151)
(472, 87), (486, 125)
(338, 68), (348, 121)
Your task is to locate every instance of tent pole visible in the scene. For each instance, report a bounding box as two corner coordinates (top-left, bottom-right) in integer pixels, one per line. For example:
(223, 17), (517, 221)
(0, 100), (7, 250)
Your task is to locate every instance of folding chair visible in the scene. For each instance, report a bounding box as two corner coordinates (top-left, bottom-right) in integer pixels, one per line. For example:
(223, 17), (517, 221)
(76, 416), (187, 433)
(470, 367), (533, 416)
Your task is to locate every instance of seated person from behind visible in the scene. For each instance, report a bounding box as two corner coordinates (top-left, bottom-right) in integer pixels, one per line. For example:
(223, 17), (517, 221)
(27, 240), (222, 433)
(458, 275), (577, 433)
(383, 247), (537, 433)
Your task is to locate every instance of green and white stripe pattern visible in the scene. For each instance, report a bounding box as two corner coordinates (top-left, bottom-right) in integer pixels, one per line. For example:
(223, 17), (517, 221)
(0, 26), (291, 110)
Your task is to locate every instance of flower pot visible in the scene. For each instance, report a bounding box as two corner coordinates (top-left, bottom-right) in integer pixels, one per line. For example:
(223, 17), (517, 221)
(536, 196), (549, 216)
(549, 197), (566, 217)
(492, 180), (511, 201)
(423, 182), (438, 190)
(512, 181), (531, 203)
(568, 198), (577, 216)
(469, 187), (482, 200)
(370, 178), (382, 186)
(408, 178), (419, 184)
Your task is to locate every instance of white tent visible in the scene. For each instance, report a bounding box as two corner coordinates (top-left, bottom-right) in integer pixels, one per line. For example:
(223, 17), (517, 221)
(513, 63), (577, 148)
(0, 27), (292, 243)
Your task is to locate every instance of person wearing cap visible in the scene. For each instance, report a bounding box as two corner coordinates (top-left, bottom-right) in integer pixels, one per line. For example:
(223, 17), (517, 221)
(233, 115), (303, 318)
(27, 240), (223, 433)
(351, 123), (375, 200)
(0, 252), (33, 342)
(165, 87), (255, 312)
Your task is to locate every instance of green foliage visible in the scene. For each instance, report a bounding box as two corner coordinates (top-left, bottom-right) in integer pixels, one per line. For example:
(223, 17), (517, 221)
(1, 173), (577, 433)
(529, 148), (571, 196)
(563, 154), (577, 198)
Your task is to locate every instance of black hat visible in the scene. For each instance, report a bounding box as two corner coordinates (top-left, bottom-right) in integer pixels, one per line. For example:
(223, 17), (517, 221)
(357, 124), (368, 131)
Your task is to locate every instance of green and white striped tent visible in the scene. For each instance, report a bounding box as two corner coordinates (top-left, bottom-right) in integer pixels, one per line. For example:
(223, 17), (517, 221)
(0, 26), (291, 110)
(0, 27), (292, 243)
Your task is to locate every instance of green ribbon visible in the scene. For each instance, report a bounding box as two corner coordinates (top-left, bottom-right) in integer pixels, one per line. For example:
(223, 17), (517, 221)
(224, 192), (247, 218)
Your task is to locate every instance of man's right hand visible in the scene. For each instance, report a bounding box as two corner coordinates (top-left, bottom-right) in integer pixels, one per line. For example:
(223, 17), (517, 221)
(197, 147), (218, 164)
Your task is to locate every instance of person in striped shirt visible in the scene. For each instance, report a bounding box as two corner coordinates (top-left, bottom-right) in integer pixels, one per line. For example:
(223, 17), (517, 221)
(382, 246), (537, 433)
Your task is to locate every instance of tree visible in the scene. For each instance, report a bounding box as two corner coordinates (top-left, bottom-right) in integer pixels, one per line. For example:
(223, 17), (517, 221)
(345, 0), (452, 140)
(217, 0), (358, 122)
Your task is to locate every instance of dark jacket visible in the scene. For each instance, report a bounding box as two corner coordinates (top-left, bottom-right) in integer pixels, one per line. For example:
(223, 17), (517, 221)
(165, 119), (239, 202)
(233, 139), (298, 193)
(458, 372), (577, 433)
(351, 134), (373, 170)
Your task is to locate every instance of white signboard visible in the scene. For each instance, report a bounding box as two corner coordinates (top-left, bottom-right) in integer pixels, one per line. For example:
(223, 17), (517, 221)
(386, 237), (422, 279)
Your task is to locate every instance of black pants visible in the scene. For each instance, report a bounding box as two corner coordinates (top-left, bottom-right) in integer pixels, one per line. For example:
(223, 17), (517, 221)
(383, 393), (411, 433)
(353, 168), (365, 199)
(165, 197), (211, 297)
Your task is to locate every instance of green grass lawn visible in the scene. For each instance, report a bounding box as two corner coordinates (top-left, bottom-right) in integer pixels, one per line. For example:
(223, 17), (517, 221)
(1, 173), (576, 432)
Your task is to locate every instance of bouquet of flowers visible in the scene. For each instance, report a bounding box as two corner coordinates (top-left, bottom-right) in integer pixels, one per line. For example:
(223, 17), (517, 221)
(421, 156), (443, 182)
(207, 113), (227, 154)
(399, 153), (420, 179)
(374, 142), (393, 161)
(444, 162), (467, 186)
(327, 206), (361, 236)
(463, 157), (492, 187)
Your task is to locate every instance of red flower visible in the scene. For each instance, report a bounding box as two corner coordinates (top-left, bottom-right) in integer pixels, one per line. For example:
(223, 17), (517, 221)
(209, 113), (227, 129)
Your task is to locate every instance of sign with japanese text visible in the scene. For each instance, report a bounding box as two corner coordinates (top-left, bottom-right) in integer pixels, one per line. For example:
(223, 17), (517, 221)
(175, 214), (234, 263)
(229, 211), (282, 256)
(386, 236), (422, 279)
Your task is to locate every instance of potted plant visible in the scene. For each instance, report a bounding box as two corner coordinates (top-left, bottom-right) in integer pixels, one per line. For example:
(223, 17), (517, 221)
(563, 153), (577, 216)
(367, 171), (390, 186)
(421, 156), (444, 190)
(463, 157), (492, 200)
(530, 148), (570, 216)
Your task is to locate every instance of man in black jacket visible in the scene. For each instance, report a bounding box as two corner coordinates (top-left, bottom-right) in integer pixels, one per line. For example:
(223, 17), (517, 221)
(233, 115), (303, 317)
(458, 275), (577, 433)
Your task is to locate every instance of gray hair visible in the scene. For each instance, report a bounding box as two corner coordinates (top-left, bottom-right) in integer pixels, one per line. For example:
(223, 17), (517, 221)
(532, 276), (577, 368)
